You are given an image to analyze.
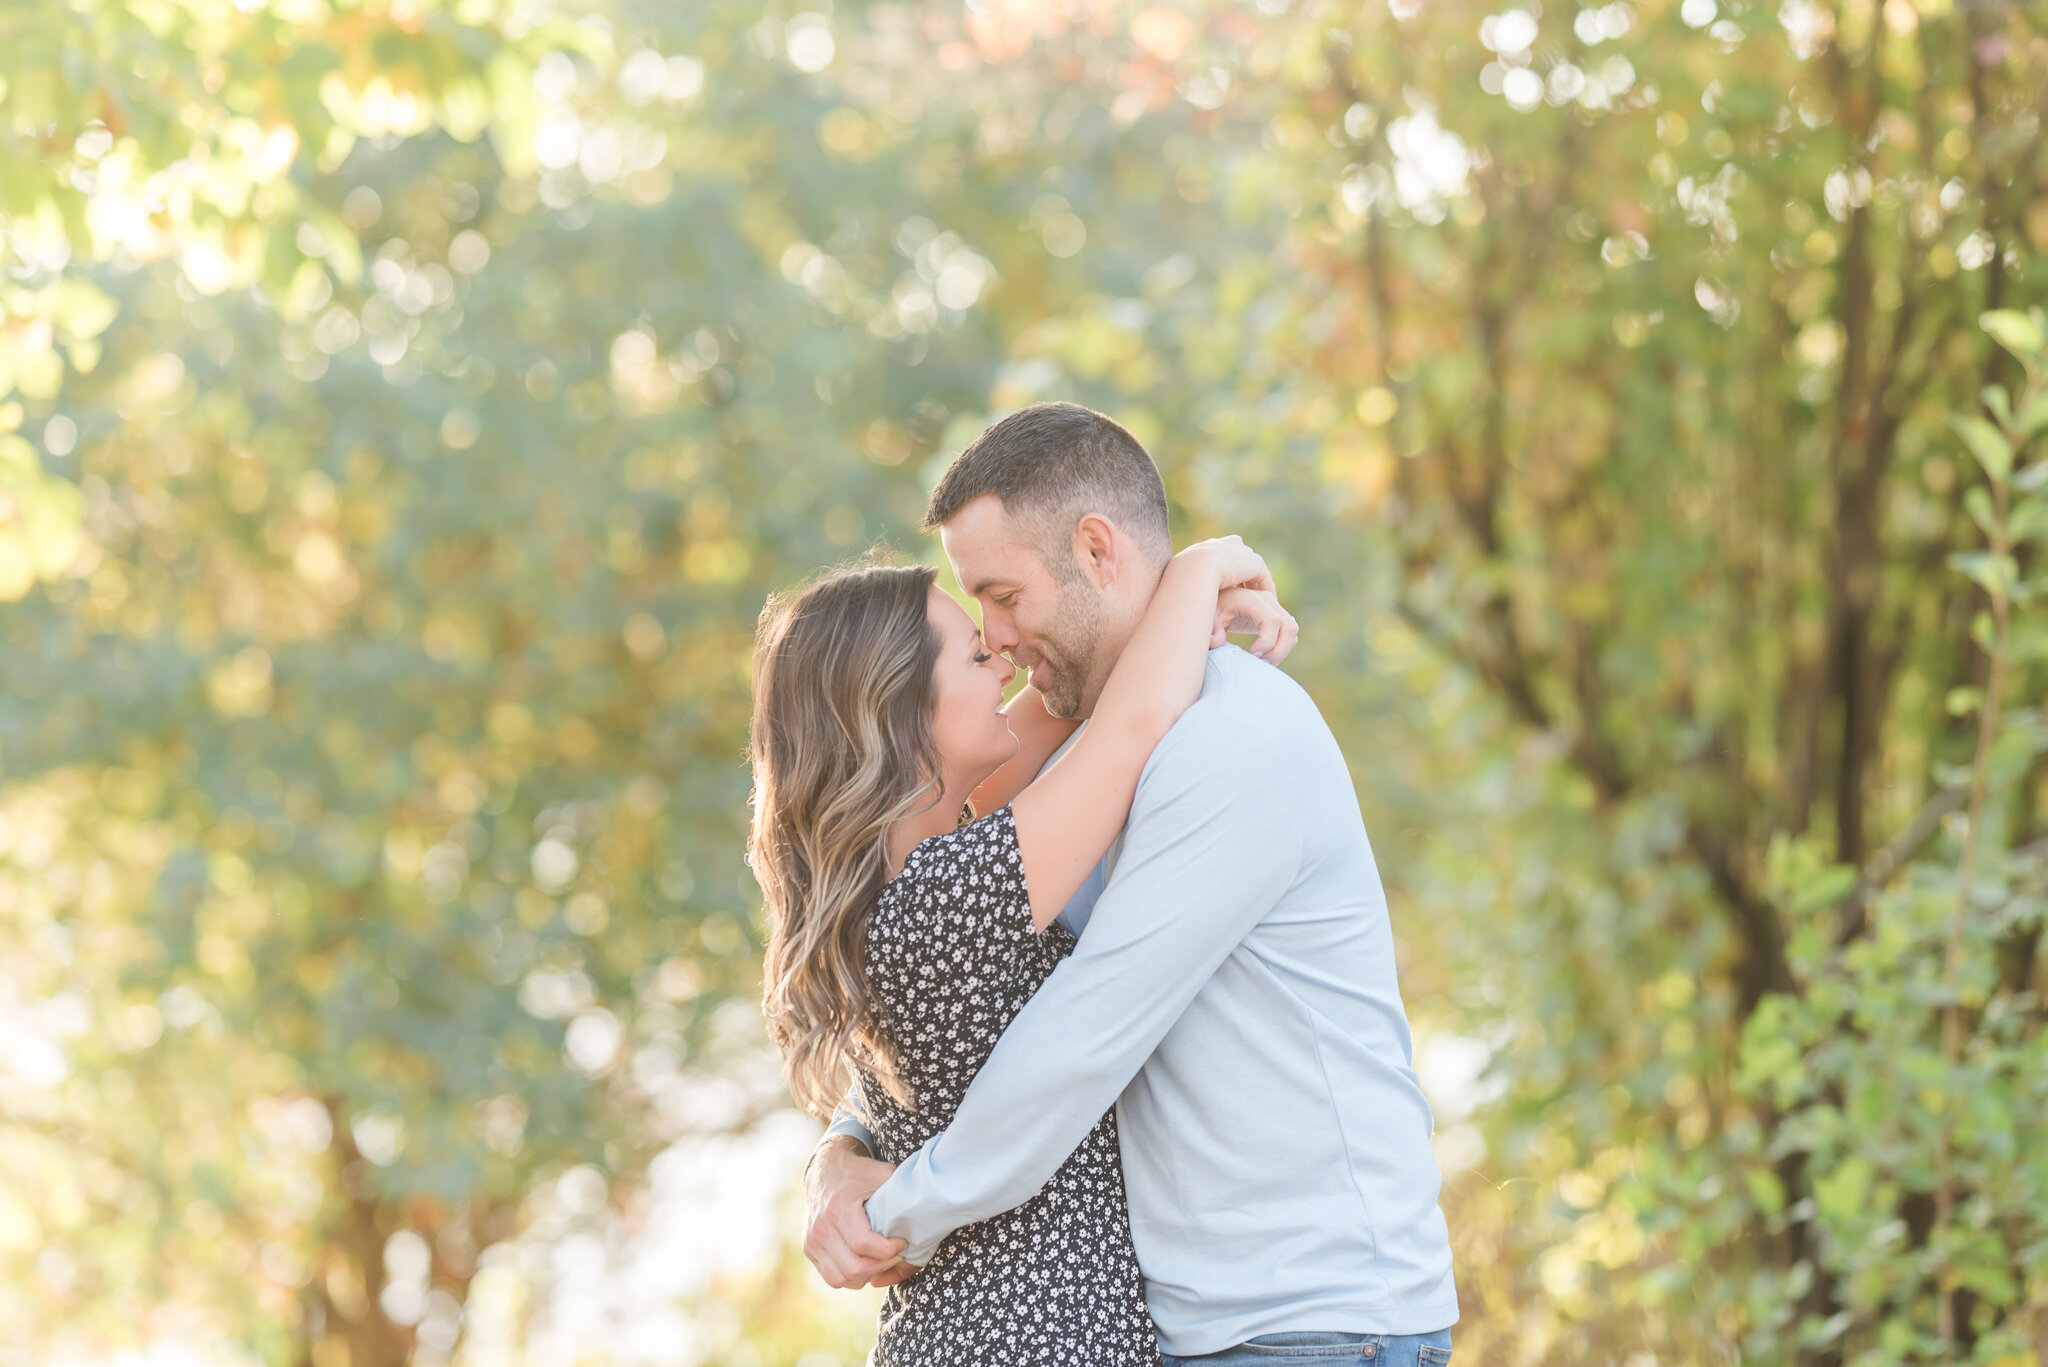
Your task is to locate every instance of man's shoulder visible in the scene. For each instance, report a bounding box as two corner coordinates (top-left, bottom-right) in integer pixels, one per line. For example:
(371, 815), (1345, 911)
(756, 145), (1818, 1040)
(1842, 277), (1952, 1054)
(1143, 646), (1337, 785)
(1180, 645), (1324, 734)
(1122, 647), (1350, 847)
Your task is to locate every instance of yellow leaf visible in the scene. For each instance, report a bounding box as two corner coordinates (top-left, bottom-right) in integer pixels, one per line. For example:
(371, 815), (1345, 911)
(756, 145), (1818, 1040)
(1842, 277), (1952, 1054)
(47, 280), (119, 342)
(0, 536), (34, 601)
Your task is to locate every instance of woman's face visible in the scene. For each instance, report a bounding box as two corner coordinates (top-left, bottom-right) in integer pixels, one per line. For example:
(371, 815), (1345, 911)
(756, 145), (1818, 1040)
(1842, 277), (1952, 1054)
(925, 584), (1018, 787)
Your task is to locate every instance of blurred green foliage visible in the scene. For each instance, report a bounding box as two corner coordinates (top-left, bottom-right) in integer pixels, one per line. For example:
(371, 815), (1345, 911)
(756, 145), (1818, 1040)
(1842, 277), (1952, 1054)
(2, 1), (2045, 1365)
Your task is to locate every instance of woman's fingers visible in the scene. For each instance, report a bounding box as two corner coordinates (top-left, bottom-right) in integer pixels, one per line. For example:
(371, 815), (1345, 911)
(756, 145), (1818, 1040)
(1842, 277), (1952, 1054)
(1231, 546), (1275, 594)
(868, 1256), (914, 1288)
(1266, 611), (1300, 664)
(1212, 591), (1248, 648)
(1213, 588), (1298, 662)
(1251, 610), (1281, 658)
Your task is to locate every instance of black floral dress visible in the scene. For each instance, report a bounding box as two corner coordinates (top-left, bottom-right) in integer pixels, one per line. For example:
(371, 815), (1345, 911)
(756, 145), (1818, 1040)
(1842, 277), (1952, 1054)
(854, 806), (1159, 1367)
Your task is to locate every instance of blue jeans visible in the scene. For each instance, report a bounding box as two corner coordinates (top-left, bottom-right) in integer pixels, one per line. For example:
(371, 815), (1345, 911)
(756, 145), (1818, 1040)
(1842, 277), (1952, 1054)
(1162, 1329), (1453, 1367)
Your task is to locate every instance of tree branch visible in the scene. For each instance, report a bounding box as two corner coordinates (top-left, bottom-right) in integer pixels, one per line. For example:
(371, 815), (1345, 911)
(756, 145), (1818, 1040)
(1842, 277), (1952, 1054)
(1834, 785), (1968, 945)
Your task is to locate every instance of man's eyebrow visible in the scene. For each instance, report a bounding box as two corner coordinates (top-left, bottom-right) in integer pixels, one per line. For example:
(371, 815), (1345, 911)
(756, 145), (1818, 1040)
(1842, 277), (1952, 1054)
(968, 578), (1015, 597)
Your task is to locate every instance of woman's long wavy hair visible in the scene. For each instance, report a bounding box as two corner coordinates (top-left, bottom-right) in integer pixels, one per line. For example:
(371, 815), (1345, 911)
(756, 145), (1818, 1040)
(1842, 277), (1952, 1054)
(749, 561), (942, 1117)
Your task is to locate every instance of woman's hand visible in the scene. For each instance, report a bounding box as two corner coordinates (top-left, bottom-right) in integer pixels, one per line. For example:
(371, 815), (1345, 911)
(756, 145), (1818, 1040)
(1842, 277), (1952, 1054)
(1175, 537), (1296, 663)
(1211, 587), (1299, 663)
(1175, 535), (1275, 595)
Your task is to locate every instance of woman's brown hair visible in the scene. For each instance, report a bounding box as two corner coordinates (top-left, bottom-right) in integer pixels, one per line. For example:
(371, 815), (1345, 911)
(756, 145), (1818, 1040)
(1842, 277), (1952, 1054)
(748, 561), (940, 1117)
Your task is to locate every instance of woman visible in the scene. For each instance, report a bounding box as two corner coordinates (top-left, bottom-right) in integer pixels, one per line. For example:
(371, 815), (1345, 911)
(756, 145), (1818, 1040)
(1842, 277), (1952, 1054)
(749, 539), (1293, 1366)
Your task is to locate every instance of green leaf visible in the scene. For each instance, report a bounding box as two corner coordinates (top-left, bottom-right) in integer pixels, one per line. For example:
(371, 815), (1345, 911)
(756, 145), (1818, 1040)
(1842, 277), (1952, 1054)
(1737, 994), (1807, 1103)
(1981, 384), (2013, 430)
(1790, 863), (1857, 913)
(2013, 390), (2048, 441)
(1952, 414), (2014, 484)
(1957, 1261), (2018, 1306)
(1950, 551), (2018, 598)
(1745, 1166), (1788, 1218)
(2014, 621), (2048, 662)
(2008, 498), (2048, 543)
(1963, 485), (2000, 538)
(1814, 1156), (1874, 1224)
(1981, 308), (2045, 359)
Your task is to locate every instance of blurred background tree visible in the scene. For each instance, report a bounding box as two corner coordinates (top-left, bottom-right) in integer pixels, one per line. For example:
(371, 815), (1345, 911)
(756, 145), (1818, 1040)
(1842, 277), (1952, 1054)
(1, 1), (2043, 1365)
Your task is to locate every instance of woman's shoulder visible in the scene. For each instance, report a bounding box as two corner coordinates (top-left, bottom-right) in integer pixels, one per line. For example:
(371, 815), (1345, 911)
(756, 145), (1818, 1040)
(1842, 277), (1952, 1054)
(872, 805), (1028, 936)
(892, 803), (1022, 884)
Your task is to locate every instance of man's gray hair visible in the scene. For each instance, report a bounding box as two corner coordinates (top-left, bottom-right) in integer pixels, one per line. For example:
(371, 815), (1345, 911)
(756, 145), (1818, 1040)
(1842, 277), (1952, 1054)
(921, 402), (1170, 566)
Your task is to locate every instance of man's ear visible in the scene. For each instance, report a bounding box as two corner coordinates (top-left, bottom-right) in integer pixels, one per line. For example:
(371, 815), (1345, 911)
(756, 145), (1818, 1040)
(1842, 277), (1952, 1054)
(1071, 513), (1120, 588)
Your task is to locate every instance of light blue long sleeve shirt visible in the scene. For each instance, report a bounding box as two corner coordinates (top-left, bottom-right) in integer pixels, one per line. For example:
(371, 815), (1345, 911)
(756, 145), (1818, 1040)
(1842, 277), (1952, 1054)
(834, 646), (1457, 1357)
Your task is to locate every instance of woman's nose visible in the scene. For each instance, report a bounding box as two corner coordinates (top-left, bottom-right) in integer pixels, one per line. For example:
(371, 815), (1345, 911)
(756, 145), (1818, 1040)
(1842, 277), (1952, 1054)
(996, 655), (1017, 688)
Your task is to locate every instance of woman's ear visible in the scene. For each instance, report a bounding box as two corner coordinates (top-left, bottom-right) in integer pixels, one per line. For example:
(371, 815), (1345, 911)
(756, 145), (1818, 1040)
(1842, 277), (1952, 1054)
(1071, 513), (1120, 588)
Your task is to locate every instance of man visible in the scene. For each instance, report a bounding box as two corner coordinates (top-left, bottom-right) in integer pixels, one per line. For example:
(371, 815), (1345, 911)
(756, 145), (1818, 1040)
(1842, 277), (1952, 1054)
(805, 402), (1457, 1366)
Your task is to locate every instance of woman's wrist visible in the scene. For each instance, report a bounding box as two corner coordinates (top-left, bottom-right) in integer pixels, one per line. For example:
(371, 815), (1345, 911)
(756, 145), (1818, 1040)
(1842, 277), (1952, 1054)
(1172, 544), (1226, 590)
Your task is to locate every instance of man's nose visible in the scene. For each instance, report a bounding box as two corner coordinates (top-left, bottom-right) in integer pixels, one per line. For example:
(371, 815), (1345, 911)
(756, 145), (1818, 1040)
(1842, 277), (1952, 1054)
(980, 610), (1019, 654)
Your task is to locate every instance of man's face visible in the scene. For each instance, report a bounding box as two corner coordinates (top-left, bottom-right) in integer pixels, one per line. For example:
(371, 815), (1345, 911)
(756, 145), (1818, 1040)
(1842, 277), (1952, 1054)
(939, 495), (1106, 718)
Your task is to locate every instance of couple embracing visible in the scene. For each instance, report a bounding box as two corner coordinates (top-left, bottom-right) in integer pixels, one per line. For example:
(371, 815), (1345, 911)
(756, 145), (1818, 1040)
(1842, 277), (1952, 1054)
(747, 403), (1457, 1366)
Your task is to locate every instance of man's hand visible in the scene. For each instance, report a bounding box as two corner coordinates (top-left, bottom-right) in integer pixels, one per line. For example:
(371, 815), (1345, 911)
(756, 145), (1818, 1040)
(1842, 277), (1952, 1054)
(803, 1135), (911, 1289)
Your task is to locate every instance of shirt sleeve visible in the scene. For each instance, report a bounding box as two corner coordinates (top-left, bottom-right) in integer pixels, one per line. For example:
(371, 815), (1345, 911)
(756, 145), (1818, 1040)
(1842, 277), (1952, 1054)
(818, 1087), (876, 1157)
(862, 684), (1304, 1264)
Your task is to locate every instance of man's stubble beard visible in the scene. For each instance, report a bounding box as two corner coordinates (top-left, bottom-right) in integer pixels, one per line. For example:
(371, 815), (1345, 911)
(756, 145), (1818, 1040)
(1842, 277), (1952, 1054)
(1029, 576), (1109, 719)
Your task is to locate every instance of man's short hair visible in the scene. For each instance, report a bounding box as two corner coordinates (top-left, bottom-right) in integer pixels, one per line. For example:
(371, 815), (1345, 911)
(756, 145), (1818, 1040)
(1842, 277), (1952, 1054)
(921, 402), (1170, 565)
